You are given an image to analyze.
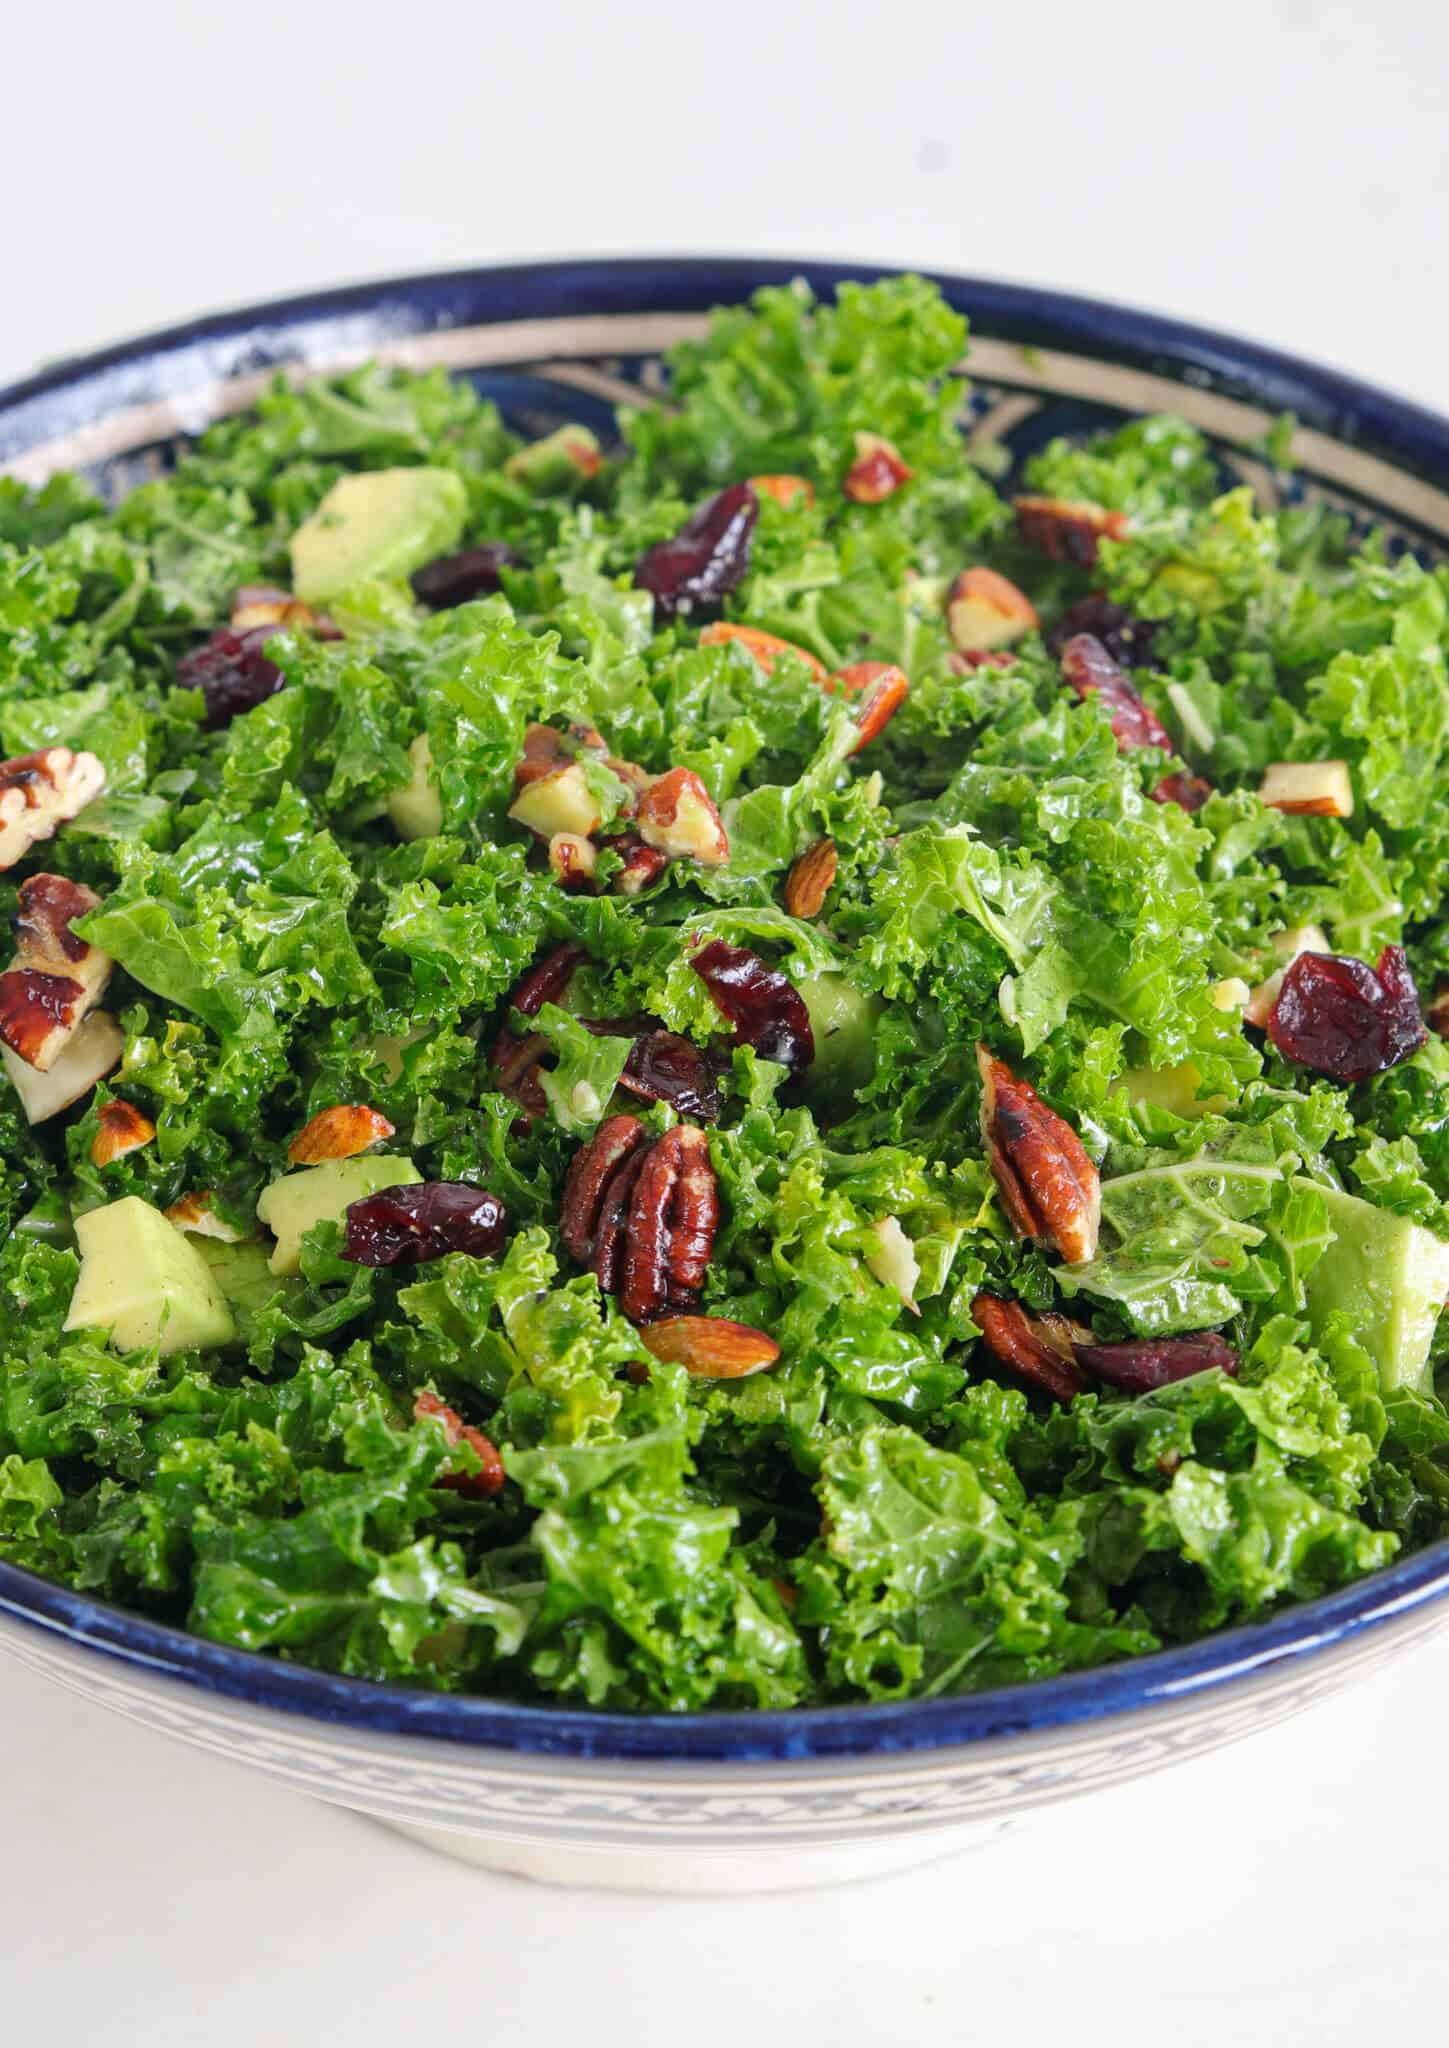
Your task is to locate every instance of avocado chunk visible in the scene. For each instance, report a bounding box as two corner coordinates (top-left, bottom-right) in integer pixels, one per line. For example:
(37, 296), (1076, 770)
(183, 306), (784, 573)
(195, 1237), (281, 1314)
(256, 1155), (422, 1275)
(503, 424), (602, 491)
(798, 972), (880, 1105)
(1302, 1181), (1449, 1393)
(290, 468), (467, 605)
(386, 734), (443, 841)
(64, 1196), (237, 1355)
(1115, 1062), (1228, 1119)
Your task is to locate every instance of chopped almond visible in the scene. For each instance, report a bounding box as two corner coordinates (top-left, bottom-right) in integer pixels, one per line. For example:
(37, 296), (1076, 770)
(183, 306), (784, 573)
(946, 568), (1039, 653)
(164, 1191), (247, 1242)
(288, 1103), (396, 1166)
(1260, 760), (1354, 819)
(90, 1099), (157, 1166)
(864, 1216), (920, 1313)
(750, 473), (815, 508)
(828, 662), (910, 752)
(784, 838), (838, 920)
(698, 622), (827, 681)
(638, 1315), (781, 1379)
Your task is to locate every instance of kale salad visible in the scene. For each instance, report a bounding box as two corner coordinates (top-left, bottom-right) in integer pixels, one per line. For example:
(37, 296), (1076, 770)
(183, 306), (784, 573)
(3, 274), (1449, 1712)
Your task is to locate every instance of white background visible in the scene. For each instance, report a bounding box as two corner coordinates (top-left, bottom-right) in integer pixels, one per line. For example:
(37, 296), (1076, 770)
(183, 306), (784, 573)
(5, 0), (1449, 2039)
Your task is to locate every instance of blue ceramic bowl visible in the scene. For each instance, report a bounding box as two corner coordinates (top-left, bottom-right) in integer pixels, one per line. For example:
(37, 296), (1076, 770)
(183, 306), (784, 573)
(4, 259), (1449, 1892)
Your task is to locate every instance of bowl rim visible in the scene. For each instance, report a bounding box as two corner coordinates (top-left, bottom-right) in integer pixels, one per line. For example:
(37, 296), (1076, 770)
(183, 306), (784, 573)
(4, 254), (1449, 1766)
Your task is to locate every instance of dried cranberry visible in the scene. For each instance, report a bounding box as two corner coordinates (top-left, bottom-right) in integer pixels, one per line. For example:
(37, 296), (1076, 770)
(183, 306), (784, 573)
(1073, 1331), (1239, 1393)
(1059, 633), (1173, 753)
(634, 483), (759, 621)
(342, 1181), (507, 1266)
(1049, 598), (1160, 670)
(177, 627), (285, 728)
(1268, 945), (1427, 1082)
(411, 543), (522, 609)
(619, 1029), (724, 1121)
(690, 939), (815, 1071)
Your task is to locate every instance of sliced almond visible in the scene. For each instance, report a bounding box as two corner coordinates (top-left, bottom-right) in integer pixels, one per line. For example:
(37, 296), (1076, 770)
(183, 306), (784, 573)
(638, 1315), (781, 1379)
(784, 838), (837, 919)
(635, 768), (730, 866)
(864, 1216), (920, 1313)
(508, 762), (604, 841)
(1260, 760), (1354, 818)
(697, 622), (827, 682)
(90, 1099), (157, 1166)
(288, 1103), (396, 1166)
(946, 567), (1039, 653)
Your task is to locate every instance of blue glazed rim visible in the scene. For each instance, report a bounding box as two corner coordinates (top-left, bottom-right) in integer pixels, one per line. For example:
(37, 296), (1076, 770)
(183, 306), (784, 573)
(4, 255), (1449, 1764)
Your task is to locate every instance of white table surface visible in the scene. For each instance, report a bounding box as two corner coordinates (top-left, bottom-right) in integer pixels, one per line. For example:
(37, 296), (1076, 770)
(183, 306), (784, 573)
(6, 0), (1449, 2036)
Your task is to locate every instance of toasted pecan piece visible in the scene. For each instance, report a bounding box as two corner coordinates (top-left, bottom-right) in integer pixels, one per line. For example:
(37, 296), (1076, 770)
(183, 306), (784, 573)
(560, 1113), (649, 1262)
(977, 1044), (1101, 1265)
(561, 1118), (721, 1323)
(0, 874), (113, 1071)
(971, 1293), (1089, 1404)
(414, 1390), (506, 1500)
(638, 1315), (781, 1379)
(611, 831), (671, 897)
(90, 1099), (156, 1167)
(288, 1102), (395, 1166)
(784, 838), (837, 920)
(0, 748), (106, 871)
(844, 432), (913, 504)
(1015, 495), (1129, 565)
(635, 768), (730, 867)
(1074, 1331), (1239, 1393)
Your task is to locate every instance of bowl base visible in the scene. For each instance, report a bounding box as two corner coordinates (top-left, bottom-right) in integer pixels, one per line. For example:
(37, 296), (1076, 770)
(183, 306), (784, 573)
(378, 1814), (1010, 1893)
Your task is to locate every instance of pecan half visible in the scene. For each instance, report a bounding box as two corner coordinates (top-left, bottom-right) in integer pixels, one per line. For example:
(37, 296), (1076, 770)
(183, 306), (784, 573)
(288, 1103), (395, 1165)
(619, 1123), (718, 1321)
(1074, 1332), (1239, 1393)
(635, 768), (730, 866)
(977, 1044), (1101, 1264)
(0, 749), (106, 871)
(698, 622), (828, 682)
(561, 1118), (721, 1323)
(844, 432), (913, 504)
(90, 1099), (156, 1167)
(971, 1292), (1088, 1404)
(1015, 495), (1129, 565)
(504, 942), (588, 1025)
(414, 1390), (506, 1500)
(784, 838), (837, 920)
(0, 874), (113, 1071)
(638, 1315), (781, 1379)
(1060, 634), (1212, 811)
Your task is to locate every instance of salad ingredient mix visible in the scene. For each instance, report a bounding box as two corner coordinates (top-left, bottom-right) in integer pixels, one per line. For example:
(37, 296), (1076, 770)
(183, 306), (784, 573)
(3, 274), (1449, 1711)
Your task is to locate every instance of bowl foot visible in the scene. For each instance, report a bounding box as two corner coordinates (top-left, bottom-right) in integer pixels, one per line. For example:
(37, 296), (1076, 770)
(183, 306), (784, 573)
(377, 1814), (1010, 1893)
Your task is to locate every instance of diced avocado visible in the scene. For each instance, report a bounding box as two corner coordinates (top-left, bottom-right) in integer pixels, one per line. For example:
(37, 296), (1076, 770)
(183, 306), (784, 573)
(290, 468), (467, 605)
(1302, 1181), (1449, 1393)
(386, 734), (443, 841)
(1115, 1062), (1228, 1119)
(64, 1196), (237, 1355)
(195, 1237), (281, 1314)
(256, 1155), (421, 1275)
(798, 973), (880, 1104)
(503, 424), (602, 491)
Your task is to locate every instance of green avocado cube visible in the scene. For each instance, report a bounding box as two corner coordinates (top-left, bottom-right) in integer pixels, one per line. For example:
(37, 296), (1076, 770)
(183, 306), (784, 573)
(1303, 1181), (1449, 1393)
(255, 1155), (422, 1275)
(64, 1197), (237, 1355)
(290, 468), (466, 605)
(386, 733), (443, 841)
